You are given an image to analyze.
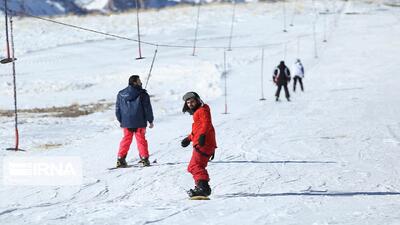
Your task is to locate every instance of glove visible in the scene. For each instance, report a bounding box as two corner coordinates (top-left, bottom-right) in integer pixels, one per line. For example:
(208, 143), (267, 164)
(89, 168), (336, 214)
(181, 137), (191, 148)
(198, 134), (206, 147)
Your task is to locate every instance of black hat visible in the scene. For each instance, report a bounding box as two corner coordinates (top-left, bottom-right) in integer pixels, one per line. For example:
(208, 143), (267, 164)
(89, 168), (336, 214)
(182, 92), (200, 101)
(129, 75), (140, 86)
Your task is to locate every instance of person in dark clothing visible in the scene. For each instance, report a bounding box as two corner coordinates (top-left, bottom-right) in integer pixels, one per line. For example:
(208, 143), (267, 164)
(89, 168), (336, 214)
(181, 92), (217, 198)
(115, 75), (154, 167)
(273, 61), (291, 101)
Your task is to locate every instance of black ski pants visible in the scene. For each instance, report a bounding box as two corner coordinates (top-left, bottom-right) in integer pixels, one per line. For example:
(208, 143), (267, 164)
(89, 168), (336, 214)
(275, 83), (290, 99)
(293, 76), (304, 92)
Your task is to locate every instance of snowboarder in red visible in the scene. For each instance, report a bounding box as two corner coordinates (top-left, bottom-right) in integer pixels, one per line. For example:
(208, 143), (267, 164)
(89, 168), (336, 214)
(181, 92), (217, 197)
(115, 75), (154, 168)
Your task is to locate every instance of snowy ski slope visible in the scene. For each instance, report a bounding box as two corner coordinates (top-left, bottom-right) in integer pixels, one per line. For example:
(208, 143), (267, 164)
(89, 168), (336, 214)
(1, 0), (400, 224)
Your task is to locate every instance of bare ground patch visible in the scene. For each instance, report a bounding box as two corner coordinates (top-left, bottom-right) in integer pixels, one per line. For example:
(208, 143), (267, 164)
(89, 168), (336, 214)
(0, 102), (114, 118)
(36, 143), (64, 150)
(384, 3), (400, 7)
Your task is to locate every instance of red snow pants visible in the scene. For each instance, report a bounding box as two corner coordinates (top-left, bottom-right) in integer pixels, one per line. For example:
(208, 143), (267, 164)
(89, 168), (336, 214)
(117, 128), (149, 158)
(187, 147), (214, 182)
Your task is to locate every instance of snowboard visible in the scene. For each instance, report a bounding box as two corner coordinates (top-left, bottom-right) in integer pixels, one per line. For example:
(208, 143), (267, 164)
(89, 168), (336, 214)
(189, 196), (210, 200)
(107, 159), (157, 170)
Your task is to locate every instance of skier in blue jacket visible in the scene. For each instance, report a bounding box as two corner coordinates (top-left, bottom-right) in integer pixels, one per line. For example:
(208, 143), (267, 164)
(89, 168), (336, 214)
(115, 75), (154, 167)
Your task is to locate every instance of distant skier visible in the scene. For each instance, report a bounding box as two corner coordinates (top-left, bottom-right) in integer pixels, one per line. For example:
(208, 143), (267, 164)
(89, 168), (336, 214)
(292, 58), (305, 92)
(273, 60), (291, 101)
(181, 92), (217, 198)
(115, 75), (154, 168)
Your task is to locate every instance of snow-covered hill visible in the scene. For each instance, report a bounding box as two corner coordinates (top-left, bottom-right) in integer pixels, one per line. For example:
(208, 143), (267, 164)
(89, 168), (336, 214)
(1, 0), (400, 224)
(3, 0), (397, 16)
(1, 0), (86, 16)
(0, 0), (226, 16)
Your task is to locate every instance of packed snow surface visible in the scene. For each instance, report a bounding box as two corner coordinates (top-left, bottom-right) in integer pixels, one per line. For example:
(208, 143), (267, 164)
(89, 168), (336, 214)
(1, 0), (400, 224)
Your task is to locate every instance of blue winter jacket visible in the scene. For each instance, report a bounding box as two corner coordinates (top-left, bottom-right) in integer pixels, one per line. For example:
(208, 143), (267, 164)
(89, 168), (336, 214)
(115, 85), (154, 128)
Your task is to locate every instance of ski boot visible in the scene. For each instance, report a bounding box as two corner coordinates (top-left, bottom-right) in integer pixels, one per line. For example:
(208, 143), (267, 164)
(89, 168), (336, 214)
(275, 96), (279, 102)
(187, 180), (211, 197)
(116, 156), (128, 168)
(139, 157), (151, 167)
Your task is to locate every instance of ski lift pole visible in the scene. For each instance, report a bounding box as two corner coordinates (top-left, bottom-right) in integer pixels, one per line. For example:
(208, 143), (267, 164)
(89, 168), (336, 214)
(4, 0), (10, 58)
(290, 0), (297, 26)
(1, 0), (15, 64)
(223, 50), (228, 114)
(323, 0), (328, 43)
(192, 3), (201, 56)
(297, 36), (300, 58)
(135, 0), (144, 60)
(260, 48), (266, 101)
(283, 0), (287, 32)
(144, 46), (158, 89)
(6, 15), (23, 151)
(334, 0), (339, 27)
(283, 42), (288, 61)
(313, 21), (318, 58)
(227, 1), (236, 51)
(323, 12), (327, 42)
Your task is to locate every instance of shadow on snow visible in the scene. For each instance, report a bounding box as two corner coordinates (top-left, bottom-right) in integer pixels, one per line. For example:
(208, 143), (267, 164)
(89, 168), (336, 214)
(210, 160), (337, 164)
(220, 191), (400, 198)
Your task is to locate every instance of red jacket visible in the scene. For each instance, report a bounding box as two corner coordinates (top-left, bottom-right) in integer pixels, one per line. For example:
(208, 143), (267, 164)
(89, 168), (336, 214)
(188, 104), (217, 153)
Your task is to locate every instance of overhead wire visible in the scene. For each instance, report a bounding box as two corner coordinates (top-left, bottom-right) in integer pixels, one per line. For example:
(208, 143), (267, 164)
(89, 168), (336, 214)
(7, 8), (312, 50)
